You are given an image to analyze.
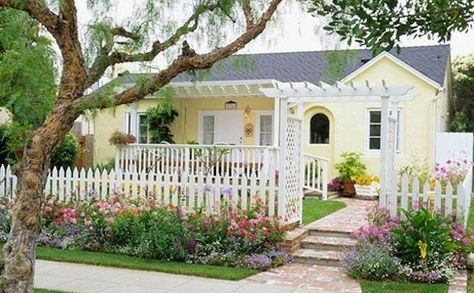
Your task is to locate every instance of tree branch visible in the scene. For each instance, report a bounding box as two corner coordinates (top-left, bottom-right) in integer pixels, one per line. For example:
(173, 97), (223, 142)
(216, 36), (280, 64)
(76, 0), (283, 109)
(242, 0), (254, 28)
(111, 26), (140, 41)
(0, 0), (60, 34)
(85, 3), (220, 88)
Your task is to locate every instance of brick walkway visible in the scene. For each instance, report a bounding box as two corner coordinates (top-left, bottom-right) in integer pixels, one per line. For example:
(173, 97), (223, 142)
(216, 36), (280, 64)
(247, 198), (376, 292)
(448, 270), (467, 293)
(304, 198), (376, 234)
(245, 263), (361, 292)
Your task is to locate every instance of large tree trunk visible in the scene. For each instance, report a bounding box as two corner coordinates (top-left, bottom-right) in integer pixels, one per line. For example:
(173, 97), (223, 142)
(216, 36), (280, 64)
(1, 100), (78, 292)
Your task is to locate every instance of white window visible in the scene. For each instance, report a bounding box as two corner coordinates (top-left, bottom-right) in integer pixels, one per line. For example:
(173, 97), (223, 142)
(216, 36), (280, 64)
(137, 114), (148, 144)
(202, 115), (215, 145)
(367, 109), (402, 152)
(257, 114), (273, 146)
(124, 112), (149, 143)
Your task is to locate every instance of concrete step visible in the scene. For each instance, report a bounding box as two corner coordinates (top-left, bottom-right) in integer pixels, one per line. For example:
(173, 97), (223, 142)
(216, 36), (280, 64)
(301, 235), (357, 251)
(303, 190), (340, 200)
(292, 249), (341, 266)
(307, 228), (353, 239)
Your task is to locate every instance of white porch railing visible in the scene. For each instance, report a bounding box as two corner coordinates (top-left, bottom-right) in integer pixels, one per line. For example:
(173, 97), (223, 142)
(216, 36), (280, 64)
(115, 144), (279, 179)
(303, 154), (329, 200)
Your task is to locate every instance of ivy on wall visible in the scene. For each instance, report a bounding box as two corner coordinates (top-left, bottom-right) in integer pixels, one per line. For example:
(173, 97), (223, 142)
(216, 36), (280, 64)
(146, 88), (178, 143)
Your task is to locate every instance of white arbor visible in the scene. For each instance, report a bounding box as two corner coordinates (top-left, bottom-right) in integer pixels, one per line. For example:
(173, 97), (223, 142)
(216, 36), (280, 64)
(260, 80), (418, 216)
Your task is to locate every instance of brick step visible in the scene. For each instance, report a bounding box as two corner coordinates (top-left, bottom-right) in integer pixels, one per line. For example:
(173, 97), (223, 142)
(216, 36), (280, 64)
(292, 249), (341, 267)
(307, 228), (353, 239)
(301, 235), (357, 251)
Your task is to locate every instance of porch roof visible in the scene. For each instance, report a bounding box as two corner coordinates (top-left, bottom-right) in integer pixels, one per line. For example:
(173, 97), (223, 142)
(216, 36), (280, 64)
(170, 79), (276, 98)
(260, 80), (419, 102)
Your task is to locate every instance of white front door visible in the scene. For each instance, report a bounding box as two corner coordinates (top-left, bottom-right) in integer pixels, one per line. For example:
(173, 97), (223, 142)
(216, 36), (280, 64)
(200, 111), (243, 145)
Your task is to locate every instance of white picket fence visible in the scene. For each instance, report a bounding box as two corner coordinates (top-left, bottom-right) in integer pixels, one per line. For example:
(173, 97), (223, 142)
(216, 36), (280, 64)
(385, 174), (472, 224)
(0, 164), (279, 216)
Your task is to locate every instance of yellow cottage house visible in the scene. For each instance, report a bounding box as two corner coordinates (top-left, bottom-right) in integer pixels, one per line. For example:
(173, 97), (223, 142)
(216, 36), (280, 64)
(93, 44), (452, 181)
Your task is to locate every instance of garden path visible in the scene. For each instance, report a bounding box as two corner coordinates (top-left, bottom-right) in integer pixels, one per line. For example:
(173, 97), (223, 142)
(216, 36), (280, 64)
(304, 198), (377, 234)
(246, 198), (375, 292)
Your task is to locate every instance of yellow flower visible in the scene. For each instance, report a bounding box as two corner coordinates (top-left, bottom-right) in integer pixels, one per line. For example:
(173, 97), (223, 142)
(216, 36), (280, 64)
(418, 240), (428, 259)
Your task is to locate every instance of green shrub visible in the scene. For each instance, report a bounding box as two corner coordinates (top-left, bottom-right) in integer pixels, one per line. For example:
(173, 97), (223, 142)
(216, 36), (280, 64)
(334, 152), (366, 182)
(343, 242), (402, 280)
(51, 133), (78, 168)
(391, 208), (457, 265)
(110, 209), (189, 260)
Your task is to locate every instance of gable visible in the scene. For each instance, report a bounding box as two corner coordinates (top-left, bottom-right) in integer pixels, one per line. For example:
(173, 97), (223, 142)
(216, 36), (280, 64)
(342, 53), (443, 90)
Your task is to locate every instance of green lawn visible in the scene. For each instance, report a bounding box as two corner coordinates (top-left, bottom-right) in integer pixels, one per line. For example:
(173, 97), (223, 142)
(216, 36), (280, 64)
(302, 198), (346, 225)
(34, 246), (258, 281)
(359, 280), (448, 293)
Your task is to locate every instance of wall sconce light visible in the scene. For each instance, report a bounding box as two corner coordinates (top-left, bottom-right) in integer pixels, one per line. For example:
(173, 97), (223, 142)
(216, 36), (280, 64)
(225, 100), (237, 109)
(244, 106), (251, 121)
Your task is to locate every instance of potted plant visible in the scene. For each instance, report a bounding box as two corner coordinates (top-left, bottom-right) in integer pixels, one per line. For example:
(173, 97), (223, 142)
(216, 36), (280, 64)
(334, 152), (366, 196)
(354, 174), (380, 199)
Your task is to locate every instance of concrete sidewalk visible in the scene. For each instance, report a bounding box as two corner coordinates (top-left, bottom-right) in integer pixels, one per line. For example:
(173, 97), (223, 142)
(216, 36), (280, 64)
(35, 260), (321, 293)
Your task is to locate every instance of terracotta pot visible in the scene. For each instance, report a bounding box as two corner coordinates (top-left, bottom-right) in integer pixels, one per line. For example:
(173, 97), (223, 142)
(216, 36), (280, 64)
(342, 180), (356, 197)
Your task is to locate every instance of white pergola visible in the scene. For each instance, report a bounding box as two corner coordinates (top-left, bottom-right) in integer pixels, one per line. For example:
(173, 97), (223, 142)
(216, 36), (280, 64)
(260, 80), (419, 208)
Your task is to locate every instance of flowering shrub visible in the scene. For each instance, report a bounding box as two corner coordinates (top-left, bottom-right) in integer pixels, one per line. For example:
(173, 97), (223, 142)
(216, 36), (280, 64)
(353, 207), (399, 243)
(399, 156), (472, 191)
(434, 159), (473, 187)
(345, 206), (474, 284)
(0, 194), (289, 271)
(328, 177), (344, 192)
(342, 242), (402, 281)
(354, 175), (380, 186)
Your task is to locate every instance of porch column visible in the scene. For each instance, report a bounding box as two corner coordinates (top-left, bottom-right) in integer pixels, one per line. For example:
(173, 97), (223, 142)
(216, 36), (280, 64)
(273, 98), (280, 147)
(379, 96), (390, 207)
(278, 98), (288, 219)
(297, 102), (305, 223)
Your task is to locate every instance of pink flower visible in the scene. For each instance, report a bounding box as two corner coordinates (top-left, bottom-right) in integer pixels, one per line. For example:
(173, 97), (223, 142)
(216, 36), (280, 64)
(85, 220), (92, 227)
(44, 206), (52, 213)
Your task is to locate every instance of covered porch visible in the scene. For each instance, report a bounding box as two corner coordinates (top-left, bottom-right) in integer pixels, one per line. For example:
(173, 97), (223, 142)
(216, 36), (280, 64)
(115, 80), (414, 223)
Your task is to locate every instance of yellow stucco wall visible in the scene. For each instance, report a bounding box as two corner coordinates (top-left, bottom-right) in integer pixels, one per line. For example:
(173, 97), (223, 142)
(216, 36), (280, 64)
(94, 56), (449, 180)
(303, 56), (445, 178)
(93, 97), (274, 164)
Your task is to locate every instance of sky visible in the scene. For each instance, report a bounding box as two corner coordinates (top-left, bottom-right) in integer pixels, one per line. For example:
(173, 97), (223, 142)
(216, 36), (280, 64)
(237, 5), (474, 57)
(76, 1), (474, 76)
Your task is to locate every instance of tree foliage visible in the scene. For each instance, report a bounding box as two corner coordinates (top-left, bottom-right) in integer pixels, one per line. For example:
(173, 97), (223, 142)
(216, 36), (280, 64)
(309, 0), (474, 53)
(451, 54), (474, 132)
(0, 9), (57, 126)
(50, 133), (79, 168)
(0, 1), (284, 290)
(0, 9), (57, 164)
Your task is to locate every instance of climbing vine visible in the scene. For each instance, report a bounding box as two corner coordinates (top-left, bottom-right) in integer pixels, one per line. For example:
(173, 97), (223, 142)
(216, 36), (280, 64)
(146, 88), (178, 143)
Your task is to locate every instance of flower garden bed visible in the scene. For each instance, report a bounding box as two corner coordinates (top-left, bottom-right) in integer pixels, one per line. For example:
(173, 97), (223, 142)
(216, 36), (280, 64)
(0, 194), (290, 275)
(342, 204), (473, 285)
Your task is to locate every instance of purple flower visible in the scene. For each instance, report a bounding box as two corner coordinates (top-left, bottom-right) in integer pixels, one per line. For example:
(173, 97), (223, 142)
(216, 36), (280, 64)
(220, 186), (233, 197)
(244, 254), (272, 270)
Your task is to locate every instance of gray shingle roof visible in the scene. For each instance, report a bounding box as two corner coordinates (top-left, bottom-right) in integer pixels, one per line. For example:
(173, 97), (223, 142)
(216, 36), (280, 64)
(118, 44), (450, 86)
